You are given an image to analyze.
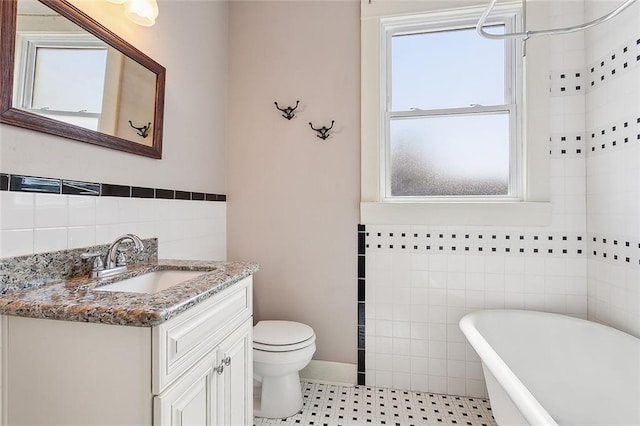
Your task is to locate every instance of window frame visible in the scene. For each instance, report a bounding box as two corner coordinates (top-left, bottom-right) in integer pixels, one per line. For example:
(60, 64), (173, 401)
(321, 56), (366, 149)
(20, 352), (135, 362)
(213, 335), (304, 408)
(14, 33), (107, 121)
(360, 1), (552, 226)
(381, 12), (522, 202)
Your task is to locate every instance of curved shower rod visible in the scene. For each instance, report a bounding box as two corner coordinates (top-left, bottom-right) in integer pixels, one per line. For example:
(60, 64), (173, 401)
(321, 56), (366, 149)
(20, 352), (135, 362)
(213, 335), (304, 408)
(477, 0), (638, 41)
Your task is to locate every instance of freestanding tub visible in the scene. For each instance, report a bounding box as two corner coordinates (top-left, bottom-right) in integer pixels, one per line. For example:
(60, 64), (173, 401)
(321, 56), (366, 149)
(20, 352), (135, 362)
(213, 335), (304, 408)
(459, 310), (640, 426)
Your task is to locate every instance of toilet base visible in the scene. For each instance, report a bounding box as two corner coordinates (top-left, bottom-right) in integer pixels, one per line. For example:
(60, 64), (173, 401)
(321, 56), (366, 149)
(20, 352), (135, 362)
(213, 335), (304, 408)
(253, 372), (303, 419)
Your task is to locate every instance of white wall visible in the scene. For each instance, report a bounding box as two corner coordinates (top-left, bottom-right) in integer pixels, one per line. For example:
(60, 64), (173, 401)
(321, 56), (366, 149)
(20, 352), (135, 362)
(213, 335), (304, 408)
(0, 0), (229, 260)
(227, 1), (361, 364)
(585, 0), (640, 336)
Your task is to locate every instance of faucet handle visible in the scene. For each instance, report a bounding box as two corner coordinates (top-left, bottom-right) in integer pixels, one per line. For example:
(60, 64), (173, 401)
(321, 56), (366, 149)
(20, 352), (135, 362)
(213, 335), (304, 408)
(116, 251), (127, 267)
(81, 251), (101, 259)
(81, 252), (104, 274)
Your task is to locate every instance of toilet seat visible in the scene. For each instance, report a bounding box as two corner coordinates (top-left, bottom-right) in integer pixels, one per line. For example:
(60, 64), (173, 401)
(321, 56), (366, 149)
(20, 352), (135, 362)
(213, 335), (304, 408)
(254, 336), (315, 352)
(254, 320), (316, 352)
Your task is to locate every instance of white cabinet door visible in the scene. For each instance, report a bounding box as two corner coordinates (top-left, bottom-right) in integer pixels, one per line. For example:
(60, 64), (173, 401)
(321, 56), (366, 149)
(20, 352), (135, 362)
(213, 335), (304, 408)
(155, 318), (253, 426)
(154, 349), (219, 426)
(217, 318), (253, 426)
(170, 375), (210, 426)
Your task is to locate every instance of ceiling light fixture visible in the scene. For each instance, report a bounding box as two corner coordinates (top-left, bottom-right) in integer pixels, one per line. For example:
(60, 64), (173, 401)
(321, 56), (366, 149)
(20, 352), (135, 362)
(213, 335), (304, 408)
(124, 0), (159, 27)
(106, 0), (159, 27)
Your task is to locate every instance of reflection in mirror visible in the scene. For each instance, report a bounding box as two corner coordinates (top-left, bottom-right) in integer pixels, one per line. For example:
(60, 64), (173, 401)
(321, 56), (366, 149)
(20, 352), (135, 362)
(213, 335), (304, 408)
(14, 0), (157, 146)
(0, 0), (165, 157)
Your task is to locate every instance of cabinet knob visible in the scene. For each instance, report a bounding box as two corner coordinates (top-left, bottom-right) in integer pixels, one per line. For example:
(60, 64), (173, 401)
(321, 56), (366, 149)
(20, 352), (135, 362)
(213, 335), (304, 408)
(223, 356), (231, 367)
(215, 364), (224, 375)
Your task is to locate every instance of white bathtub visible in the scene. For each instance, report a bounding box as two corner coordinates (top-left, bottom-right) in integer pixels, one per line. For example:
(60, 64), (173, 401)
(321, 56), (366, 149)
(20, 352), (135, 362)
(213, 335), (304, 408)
(459, 310), (640, 426)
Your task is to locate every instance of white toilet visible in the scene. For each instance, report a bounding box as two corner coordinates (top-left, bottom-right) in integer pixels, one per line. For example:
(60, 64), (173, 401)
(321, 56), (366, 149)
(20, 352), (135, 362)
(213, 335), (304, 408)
(253, 320), (316, 419)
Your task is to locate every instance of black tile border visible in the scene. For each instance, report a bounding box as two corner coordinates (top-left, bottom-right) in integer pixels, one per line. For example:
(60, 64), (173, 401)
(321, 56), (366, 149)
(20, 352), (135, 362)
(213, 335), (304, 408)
(365, 230), (587, 257)
(0, 172), (226, 202)
(156, 188), (175, 199)
(0, 174), (9, 191)
(587, 35), (640, 92)
(131, 186), (155, 198)
(62, 180), (100, 196)
(9, 175), (60, 194)
(101, 183), (130, 197)
(175, 190), (191, 200)
(357, 224), (366, 386)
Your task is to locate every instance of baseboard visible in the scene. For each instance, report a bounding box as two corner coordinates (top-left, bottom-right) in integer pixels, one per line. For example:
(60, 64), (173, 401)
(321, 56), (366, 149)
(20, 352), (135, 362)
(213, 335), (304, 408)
(299, 360), (357, 386)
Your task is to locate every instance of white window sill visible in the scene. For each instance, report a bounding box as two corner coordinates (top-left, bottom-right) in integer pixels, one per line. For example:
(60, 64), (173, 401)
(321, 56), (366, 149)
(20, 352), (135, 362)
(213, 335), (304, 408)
(360, 201), (552, 226)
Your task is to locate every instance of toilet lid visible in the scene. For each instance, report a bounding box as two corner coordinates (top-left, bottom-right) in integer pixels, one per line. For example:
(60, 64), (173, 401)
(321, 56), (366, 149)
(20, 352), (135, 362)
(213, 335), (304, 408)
(253, 320), (315, 347)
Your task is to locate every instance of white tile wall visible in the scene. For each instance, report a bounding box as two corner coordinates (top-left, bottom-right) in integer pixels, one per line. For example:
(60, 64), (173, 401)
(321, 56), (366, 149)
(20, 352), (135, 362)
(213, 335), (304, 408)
(363, 1), (592, 398)
(1, 192), (34, 230)
(363, 1), (640, 397)
(362, 1), (640, 399)
(585, 0), (640, 336)
(0, 192), (226, 261)
(364, 229), (588, 398)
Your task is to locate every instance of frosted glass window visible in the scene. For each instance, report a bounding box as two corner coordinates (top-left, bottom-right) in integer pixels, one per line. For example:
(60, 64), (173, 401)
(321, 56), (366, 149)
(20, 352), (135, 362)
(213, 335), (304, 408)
(31, 47), (107, 113)
(391, 26), (505, 111)
(389, 114), (510, 196)
(383, 14), (519, 200)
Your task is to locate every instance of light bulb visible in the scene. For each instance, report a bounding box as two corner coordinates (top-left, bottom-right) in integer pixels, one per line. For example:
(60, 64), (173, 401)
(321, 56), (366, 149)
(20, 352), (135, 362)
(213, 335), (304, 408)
(105, 0), (127, 4)
(124, 0), (159, 27)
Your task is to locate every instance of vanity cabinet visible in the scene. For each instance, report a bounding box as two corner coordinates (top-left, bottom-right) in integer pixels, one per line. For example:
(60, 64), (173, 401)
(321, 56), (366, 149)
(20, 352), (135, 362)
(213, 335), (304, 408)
(4, 276), (253, 426)
(154, 318), (253, 426)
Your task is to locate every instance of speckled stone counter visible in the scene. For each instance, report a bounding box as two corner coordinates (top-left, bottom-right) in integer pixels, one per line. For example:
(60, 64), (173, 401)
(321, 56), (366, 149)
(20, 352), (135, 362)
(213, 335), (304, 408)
(0, 238), (159, 294)
(0, 259), (259, 327)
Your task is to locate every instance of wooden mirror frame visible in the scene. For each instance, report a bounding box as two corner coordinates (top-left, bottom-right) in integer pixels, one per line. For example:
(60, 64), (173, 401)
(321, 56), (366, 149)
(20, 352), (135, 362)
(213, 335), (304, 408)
(0, 0), (165, 158)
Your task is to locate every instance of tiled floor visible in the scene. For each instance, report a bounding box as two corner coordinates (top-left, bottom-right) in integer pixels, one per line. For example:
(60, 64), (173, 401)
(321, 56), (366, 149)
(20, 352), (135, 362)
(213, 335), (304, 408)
(254, 382), (496, 426)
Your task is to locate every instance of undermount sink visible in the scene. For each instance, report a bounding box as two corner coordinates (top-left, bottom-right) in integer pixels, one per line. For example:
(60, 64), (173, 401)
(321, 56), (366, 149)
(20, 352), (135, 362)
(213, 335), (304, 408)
(93, 270), (206, 294)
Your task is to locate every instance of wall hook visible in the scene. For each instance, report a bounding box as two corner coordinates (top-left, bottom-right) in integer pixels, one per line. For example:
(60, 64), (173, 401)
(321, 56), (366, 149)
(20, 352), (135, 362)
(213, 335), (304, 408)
(309, 121), (334, 140)
(128, 121), (151, 138)
(274, 100), (300, 120)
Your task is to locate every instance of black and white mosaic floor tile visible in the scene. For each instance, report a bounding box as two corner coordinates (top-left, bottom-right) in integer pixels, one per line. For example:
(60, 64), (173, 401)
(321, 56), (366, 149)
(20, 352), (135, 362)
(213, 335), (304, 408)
(254, 382), (496, 426)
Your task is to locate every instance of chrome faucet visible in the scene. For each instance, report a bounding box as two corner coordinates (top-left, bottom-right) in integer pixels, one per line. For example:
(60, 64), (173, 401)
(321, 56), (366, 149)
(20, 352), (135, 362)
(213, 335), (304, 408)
(106, 234), (144, 269)
(82, 234), (145, 279)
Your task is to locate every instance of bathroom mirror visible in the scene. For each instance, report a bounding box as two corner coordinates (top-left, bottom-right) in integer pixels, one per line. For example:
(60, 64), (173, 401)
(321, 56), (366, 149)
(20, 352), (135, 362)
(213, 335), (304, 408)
(0, 0), (165, 158)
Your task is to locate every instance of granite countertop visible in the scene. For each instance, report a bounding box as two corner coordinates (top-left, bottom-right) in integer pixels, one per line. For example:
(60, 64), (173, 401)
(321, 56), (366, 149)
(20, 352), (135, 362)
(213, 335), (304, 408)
(0, 260), (259, 327)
